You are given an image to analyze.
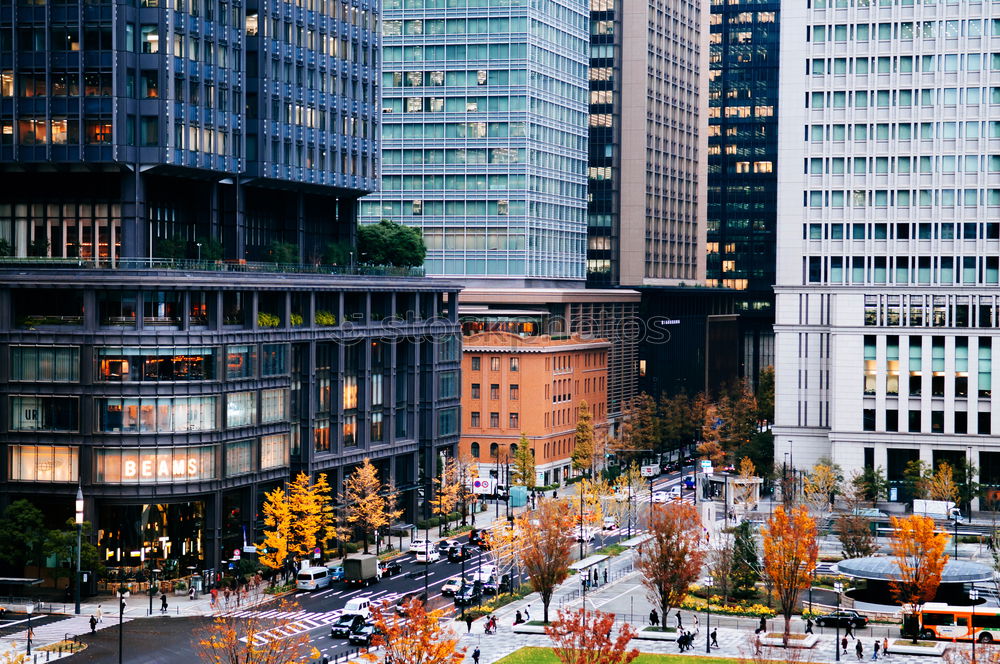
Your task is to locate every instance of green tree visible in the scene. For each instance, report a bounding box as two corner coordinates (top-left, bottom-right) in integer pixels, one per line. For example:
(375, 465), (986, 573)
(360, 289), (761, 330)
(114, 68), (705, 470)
(156, 236), (188, 260)
(512, 433), (536, 489)
(43, 519), (104, 586)
(658, 392), (697, 458)
(357, 220), (427, 268)
(571, 401), (595, 475)
(852, 466), (888, 506)
(194, 237), (224, 261)
(0, 500), (46, 573)
(731, 520), (760, 596)
(618, 393), (660, 460)
(755, 365), (775, 425)
(268, 241), (299, 264)
(324, 240), (352, 265)
(952, 459), (980, 513)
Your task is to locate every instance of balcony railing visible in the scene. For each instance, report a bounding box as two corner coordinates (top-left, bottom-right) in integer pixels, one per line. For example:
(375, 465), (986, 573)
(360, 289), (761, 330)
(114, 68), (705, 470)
(0, 257), (425, 278)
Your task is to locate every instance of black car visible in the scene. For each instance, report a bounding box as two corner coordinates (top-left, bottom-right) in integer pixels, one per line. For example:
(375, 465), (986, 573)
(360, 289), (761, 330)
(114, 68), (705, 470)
(330, 614), (367, 638)
(482, 574), (511, 595)
(454, 581), (483, 606)
(437, 539), (459, 554)
(348, 624), (384, 647)
(447, 543), (477, 562)
(814, 610), (869, 629)
(379, 559), (402, 577)
(395, 591), (428, 616)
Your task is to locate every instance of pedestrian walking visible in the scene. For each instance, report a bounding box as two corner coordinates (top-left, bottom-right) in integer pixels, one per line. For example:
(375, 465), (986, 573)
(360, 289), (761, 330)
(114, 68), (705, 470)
(465, 613), (473, 632)
(89, 615), (97, 633)
(603, 568), (608, 585)
(322, 658), (329, 664)
(524, 605), (531, 622)
(883, 637), (890, 658)
(96, 605), (104, 623)
(845, 622), (855, 640)
(693, 614), (700, 634)
(842, 636), (849, 655)
(855, 639), (864, 661)
(711, 628), (719, 648)
(757, 616), (766, 634)
(160, 592), (168, 613)
(514, 610), (523, 625)
(649, 609), (659, 626)
(676, 611), (683, 629)
(188, 586), (195, 601)
(472, 647), (481, 664)
(873, 639), (880, 660)
(805, 617), (813, 634)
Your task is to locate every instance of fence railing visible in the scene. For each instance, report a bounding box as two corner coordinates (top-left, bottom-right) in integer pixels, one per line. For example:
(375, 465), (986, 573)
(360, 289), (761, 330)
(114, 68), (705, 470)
(0, 257), (426, 278)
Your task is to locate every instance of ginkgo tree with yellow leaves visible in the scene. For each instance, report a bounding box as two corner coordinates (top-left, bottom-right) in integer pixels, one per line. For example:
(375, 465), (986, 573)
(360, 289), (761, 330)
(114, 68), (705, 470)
(341, 458), (402, 554)
(431, 455), (462, 536)
(259, 472), (337, 572)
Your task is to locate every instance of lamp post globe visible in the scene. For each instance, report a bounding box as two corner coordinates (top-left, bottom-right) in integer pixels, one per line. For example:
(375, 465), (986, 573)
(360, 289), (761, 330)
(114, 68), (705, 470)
(74, 486), (84, 615)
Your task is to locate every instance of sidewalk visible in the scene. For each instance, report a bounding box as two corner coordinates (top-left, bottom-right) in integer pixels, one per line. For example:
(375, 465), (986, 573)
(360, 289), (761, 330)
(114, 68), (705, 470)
(0, 585), (276, 661)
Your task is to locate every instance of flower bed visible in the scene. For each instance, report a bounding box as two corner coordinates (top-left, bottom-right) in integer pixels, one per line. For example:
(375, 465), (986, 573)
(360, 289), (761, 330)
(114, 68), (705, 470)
(886, 640), (947, 656)
(759, 633), (818, 648)
(680, 596), (776, 618)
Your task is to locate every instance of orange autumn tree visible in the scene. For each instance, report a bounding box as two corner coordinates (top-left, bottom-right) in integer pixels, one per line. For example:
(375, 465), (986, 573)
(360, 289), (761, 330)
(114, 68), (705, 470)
(195, 600), (319, 664)
(362, 597), (464, 664)
(635, 502), (706, 629)
(888, 514), (949, 642)
(517, 497), (576, 623)
(545, 608), (640, 664)
(762, 505), (818, 646)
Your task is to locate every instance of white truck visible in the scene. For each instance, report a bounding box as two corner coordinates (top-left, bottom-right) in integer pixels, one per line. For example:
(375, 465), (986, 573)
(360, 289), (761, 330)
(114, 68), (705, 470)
(913, 499), (962, 521)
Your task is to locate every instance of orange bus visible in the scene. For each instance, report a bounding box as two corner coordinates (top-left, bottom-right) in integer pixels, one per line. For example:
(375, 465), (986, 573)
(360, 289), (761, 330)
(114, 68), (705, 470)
(918, 603), (1000, 643)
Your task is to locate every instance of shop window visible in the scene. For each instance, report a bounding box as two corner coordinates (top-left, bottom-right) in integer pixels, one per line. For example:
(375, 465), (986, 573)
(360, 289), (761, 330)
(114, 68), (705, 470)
(97, 347), (215, 381)
(94, 445), (216, 483)
(8, 445), (79, 482)
(226, 345), (257, 379)
(98, 396), (217, 432)
(10, 396), (78, 432)
(226, 391), (257, 428)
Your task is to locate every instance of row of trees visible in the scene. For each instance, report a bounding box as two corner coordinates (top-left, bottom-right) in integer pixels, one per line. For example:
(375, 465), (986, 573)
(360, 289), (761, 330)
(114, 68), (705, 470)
(614, 371), (775, 474)
(0, 500), (103, 583)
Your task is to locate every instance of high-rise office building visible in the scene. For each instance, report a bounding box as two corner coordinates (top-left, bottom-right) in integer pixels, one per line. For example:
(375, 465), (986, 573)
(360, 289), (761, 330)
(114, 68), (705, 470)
(706, 0), (778, 382)
(774, 0), (1000, 505)
(0, 0), (462, 578)
(586, 0), (708, 288)
(361, 0), (590, 286)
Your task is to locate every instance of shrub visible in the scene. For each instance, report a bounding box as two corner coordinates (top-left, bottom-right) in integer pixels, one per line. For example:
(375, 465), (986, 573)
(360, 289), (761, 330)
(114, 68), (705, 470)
(315, 310), (337, 326)
(257, 312), (280, 328)
(290, 313), (303, 327)
(416, 517), (441, 529)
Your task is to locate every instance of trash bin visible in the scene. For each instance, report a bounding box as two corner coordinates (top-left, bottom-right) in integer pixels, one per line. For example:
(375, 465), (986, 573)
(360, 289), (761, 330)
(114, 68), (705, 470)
(192, 575), (204, 593)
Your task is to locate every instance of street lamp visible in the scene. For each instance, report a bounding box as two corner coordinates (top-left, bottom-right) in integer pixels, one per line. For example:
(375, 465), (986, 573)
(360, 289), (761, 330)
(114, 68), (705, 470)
(25, 603), (33, 655)
(196, 242), (202, 261)
(118, 587), (127, 664)
(954, 512), (960, 558)
(834, 581), (844, 662)
(971, 588), (980, 663)
(74, 486), (84, 615)
(704, 577), (713, 653)
(579, 484), (586, 559)
(148, 568), (161, 615)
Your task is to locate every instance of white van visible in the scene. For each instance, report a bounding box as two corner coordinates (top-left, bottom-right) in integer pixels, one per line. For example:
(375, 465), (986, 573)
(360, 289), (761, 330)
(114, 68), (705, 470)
(296, 566), (331, 590)
(343, 597), (372, 619)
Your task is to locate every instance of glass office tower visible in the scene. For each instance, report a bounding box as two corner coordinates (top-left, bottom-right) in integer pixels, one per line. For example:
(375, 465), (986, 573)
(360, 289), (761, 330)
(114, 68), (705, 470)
(361, 0), (589, 285)
(706, 0), (779, 381)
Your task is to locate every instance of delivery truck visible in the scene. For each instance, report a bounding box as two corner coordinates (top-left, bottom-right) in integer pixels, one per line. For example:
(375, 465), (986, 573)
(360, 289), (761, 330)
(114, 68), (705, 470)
(343, 553), (381, 587)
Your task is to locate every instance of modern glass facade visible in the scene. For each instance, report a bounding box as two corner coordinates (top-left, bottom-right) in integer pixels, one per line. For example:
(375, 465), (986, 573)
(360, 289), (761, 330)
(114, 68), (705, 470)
(706, 0), (779, 380)
(360, 0), (590, 282)
(0, 0), (379, 261)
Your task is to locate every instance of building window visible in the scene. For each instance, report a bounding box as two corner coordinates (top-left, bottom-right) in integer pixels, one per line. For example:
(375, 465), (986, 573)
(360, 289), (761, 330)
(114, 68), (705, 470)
(97, 396), (217, 432)
(97, 347), (215, 381)
(491, 357), (501, 371)
(471, 383), (480, 399)
(490, 412), (499, 428)
(510, 357), (519, 372)
(438, 407), (458, 436)
(908, 410), (921, 433)
(226, 391), (257, 428)
(226, 345), (256, 379)
(10, 396), (79, 432)
(225, 439), (255, 477)
(260, 434), (290, 469)
(509, 412), (519, 428)
(439, 371), (458, 399)
(471, 356), (481, 371)
(140, 25), (159, 53)
(8, 445), (79, 482)
(471, 442), (480, 458)
(980, 412), (992, 435)
(261, 344), (288, 376)
(489, 442), (499, 458)
(343, 414), (357, 447)
(261, 388), (288, 423)
(10, 346), (79, 382)
(509, 384), (519, 400)
(471, 411), (480, 427)
(490, 384), (500, 400)
(94, 445), (216, 483)
(313, 419), (330, 452)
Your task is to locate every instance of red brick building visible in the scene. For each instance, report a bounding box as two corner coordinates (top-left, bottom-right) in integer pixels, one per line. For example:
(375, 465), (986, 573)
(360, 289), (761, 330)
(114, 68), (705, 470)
(459, 331), (609, 487)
